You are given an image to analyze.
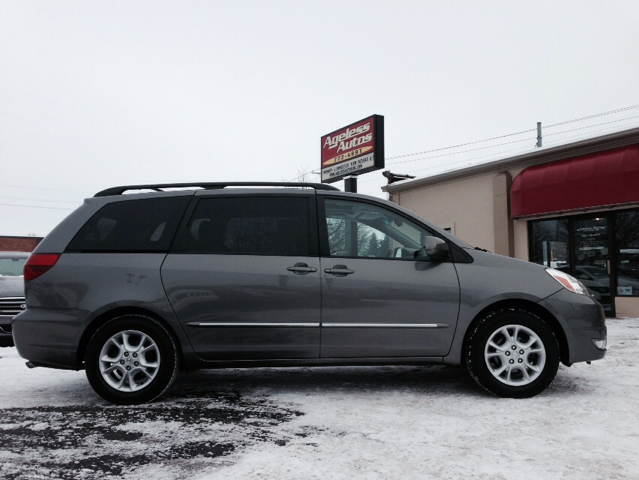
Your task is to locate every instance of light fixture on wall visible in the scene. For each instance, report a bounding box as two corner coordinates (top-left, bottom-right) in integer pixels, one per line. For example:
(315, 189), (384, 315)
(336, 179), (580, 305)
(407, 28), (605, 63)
(382, 171), (416, 185)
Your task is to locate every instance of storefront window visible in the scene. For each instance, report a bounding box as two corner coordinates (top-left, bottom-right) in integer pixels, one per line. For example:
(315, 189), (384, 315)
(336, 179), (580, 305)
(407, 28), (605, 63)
(530, 209), (639, 307)
(530, 216), (614, 315)
(573, 217), (612, 311)
(615, 210), (639, 296)
(530, 219), (569, 269)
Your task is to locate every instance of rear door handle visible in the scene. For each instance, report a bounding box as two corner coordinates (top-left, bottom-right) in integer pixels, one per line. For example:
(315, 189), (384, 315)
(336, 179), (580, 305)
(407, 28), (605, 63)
(324, 265), (354, 277)
(287, 263), (318, 275)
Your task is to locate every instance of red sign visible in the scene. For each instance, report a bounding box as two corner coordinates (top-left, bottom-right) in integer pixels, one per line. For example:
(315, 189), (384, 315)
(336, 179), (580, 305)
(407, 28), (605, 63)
(321, 115), (384, 184)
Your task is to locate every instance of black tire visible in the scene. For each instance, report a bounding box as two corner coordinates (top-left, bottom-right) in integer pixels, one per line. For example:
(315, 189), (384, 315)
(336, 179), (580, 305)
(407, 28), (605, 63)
(85, 315), (179, 405)
(467, 309), (560, 398)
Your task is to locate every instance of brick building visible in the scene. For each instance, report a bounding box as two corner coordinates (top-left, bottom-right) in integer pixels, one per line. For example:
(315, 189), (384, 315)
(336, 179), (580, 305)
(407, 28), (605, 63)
(0, 236), (43, 252)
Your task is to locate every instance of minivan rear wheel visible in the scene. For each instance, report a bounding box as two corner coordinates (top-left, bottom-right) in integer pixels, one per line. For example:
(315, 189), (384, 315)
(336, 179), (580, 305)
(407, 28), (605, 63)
(467, 309), (559, 398)
(85, 315), (179, 405)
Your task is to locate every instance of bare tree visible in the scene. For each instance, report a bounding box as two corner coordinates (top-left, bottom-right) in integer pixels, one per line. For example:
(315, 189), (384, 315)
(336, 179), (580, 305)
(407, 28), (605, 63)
(282, 166), (319, 183)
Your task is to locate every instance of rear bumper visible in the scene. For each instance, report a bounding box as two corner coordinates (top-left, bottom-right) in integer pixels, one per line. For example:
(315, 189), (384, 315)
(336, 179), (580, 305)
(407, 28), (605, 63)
(12, 307), (91, 369)
(539, 289), (607, 364)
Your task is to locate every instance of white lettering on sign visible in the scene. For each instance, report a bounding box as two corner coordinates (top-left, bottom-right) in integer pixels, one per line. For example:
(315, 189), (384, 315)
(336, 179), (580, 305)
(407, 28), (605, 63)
(321, 153), (375, 181)
(323, 122), (372, 153)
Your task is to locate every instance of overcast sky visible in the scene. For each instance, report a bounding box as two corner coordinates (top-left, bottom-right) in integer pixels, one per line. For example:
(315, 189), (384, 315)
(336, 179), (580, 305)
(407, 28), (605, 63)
(2, 1), (639, 237)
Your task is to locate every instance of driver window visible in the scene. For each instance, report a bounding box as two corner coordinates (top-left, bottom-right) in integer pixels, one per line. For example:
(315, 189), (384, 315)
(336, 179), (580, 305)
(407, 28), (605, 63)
(324, 198), (439, 260)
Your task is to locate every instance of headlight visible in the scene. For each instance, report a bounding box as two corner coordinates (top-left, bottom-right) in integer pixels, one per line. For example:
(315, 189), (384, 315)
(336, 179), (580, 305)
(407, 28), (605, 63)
(546, 268), (588, 296)
(592, 338), (607, 350)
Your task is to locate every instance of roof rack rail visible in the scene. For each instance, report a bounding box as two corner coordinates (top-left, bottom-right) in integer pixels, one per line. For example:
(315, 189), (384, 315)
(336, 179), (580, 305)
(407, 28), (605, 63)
(94, 182), (340, 197)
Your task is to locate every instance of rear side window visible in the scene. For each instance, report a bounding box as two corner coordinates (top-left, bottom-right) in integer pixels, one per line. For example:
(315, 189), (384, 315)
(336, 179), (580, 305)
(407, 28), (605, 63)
(66, 197), (190, 253)
(186, 196), (309, 256)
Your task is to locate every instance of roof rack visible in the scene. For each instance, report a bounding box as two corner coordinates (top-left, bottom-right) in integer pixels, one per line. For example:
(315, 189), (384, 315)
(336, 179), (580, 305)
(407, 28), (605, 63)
(94, 182), (340, 197)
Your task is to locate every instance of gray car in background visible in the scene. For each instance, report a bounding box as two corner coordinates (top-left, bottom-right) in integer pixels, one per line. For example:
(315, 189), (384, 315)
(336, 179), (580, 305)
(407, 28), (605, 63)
(0, 251), (29, 347)
(12, 183), (607, 404)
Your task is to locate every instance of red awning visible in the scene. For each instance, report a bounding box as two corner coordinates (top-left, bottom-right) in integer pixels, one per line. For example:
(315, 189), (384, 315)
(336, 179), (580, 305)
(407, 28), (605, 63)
(510, 145), (639, 218)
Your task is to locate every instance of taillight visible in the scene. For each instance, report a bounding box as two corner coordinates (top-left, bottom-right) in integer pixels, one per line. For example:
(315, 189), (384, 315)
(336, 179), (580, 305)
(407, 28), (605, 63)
(24, 253), (61, 281)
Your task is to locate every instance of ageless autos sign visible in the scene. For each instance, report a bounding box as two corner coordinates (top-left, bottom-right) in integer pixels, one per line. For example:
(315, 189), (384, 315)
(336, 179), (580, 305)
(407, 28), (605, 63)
(321, 115), (384, 184)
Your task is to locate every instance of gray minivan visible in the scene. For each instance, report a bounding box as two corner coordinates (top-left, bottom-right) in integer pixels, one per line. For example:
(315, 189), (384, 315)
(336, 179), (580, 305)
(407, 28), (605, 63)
(12, 183), (606, 404)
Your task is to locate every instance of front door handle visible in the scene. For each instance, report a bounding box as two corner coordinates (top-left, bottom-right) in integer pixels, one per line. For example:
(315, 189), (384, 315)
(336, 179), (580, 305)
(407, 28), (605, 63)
(287, 263), (318, 275)
(324, 265), (354, 277)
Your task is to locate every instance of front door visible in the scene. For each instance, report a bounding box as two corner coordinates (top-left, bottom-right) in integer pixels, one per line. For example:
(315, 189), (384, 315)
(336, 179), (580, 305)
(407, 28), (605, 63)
(318, 195), (460, 358)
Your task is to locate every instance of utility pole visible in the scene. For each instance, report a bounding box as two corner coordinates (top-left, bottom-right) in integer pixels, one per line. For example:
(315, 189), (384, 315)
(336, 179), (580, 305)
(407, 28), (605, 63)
(536, 122), (543, 148)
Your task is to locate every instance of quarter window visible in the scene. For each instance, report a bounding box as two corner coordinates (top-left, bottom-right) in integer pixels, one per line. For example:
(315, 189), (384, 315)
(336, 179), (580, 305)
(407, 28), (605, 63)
(66, 197), (189, 253)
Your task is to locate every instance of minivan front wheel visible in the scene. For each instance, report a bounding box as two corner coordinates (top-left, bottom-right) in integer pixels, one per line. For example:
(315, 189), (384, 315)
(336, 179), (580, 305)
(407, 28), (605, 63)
(467, 309), (559, 398)
(85, 315), (179, 405)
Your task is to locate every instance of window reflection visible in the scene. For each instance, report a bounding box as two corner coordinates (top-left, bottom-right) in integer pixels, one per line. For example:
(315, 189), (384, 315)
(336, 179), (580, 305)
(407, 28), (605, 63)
(324, 199), (437, 260)
(616, 210), (639, 296)
(531, 219), (569, 269)
(186, 197), (309, 256)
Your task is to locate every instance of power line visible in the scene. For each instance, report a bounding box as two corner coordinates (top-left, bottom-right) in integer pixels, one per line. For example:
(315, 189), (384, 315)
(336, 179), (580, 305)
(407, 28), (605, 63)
(545, 115), (639, 138)
(384, 113), (639, 170)
(0, 185), (92, 195)
(385, 128), (536, 161)
(364, 120), (639, 186)
(407, 145), (533, 175)
(545, 104), (639, 128)
(383, 104), (639, 162)
(285, 171), (321, 182)
(543, 122), (639, 147)
(0, 195), (83, 205)
(0, 203), (75, 211)
(359, 145), (535, 185)
(387, 136), (536, 167)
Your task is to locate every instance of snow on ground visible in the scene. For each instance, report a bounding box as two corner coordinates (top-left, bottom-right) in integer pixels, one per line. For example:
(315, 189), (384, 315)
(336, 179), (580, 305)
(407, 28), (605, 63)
(1, 319), (638, 479)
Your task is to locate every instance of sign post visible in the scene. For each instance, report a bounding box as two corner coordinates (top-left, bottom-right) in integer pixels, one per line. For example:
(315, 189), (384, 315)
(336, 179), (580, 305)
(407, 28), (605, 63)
(321, 115), (385, 190)
(344, 176), (358, 193)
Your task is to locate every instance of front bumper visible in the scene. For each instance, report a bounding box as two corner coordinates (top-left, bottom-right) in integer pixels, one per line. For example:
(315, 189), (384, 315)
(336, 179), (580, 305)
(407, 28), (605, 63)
(12, 307), (91, 369)
(539, 288), (607, 365)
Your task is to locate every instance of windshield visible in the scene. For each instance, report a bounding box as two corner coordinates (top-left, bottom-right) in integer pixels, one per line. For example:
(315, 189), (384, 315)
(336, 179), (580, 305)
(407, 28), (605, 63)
(0, 257), (27, 277)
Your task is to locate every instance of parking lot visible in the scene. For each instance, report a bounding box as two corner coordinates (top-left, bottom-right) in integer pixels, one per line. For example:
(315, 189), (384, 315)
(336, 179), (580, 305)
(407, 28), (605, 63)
(1, 318), (638, 480)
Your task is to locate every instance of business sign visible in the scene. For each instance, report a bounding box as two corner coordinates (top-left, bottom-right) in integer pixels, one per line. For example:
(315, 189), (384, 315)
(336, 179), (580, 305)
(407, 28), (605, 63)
(321, 115), (384, 184)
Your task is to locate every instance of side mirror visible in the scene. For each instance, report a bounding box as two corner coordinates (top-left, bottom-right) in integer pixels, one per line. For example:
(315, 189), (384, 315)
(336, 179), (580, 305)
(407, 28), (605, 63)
(424, 236), (449, 262)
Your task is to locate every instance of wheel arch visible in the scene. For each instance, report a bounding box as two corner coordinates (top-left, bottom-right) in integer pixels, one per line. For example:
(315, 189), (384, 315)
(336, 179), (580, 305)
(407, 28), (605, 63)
(460, 299), (570, 366)
(76, 306), (183, 367)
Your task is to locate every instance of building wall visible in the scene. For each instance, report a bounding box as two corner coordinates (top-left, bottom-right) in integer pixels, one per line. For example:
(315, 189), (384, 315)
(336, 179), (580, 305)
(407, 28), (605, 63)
(0, 236), (42, 252)
(508, 166), (527, 260)
(513, 219), (529, 261)
(616, 297), (639, 318)
(393, 172), (496, 251)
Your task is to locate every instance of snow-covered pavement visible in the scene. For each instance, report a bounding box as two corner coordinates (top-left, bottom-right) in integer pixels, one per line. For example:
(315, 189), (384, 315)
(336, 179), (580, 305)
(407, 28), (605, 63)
(1, 319), (638, 479)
